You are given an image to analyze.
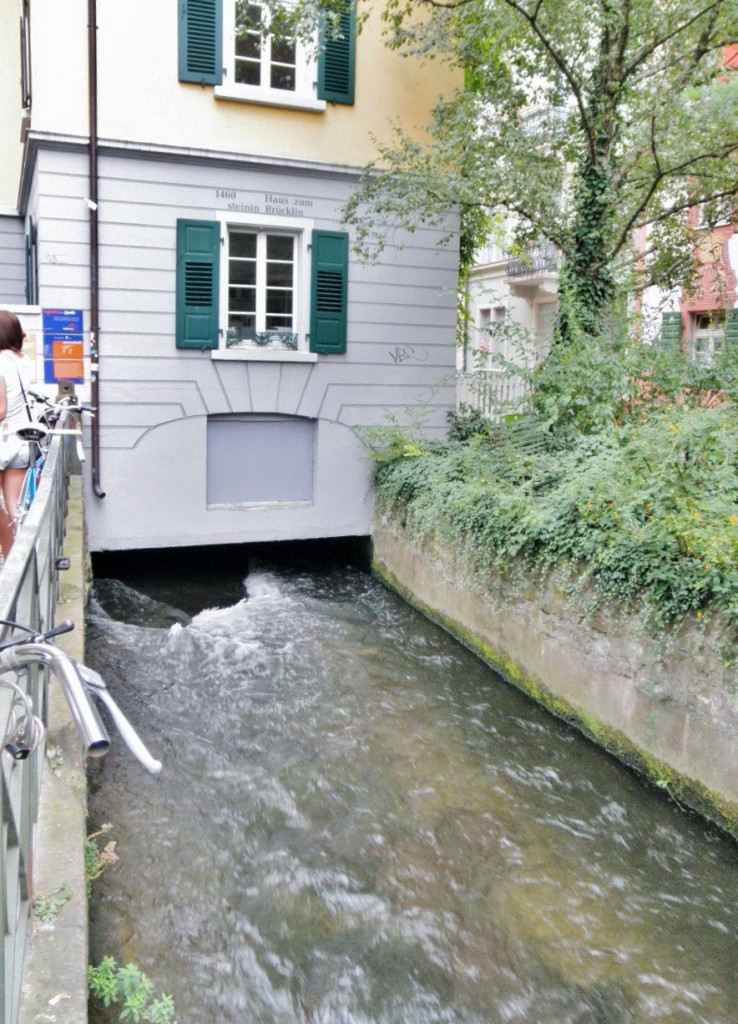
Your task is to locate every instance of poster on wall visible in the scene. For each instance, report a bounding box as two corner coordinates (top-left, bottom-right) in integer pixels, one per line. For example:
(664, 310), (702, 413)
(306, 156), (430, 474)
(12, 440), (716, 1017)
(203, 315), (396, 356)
(42, 308), (85, 384)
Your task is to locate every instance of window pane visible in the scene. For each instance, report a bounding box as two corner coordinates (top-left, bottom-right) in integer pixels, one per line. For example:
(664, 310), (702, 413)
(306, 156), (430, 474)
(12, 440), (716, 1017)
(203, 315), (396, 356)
(266, 262), (292, 287)
(266, 315), (292, 330)
(236, 60), (261, 85)
(271, 64), (296, 91)
(267, 235), (293, 260)
(230, 260), (256, 286)
(229, 313), (256, 331)
(236, 3), (263, 32)
(235, 4), (263, 86)
(266, 291), (293, 315)
(236, 34), (261, 60)
(266, 236), (294, 290)
(230, 287), (256, 312)
(271, 38), (295, 64)
(230, 233), (257, 258)
(270, 35), (296, 91)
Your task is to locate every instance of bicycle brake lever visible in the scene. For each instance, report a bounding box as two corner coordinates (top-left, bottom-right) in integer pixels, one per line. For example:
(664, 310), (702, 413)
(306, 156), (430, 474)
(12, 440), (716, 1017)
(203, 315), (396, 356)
(79, 666), (163, 775)
(41, 620), (75, 641)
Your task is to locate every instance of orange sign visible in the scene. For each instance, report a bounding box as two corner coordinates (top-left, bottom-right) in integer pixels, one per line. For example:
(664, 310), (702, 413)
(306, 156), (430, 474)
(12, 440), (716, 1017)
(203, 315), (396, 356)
(52, 339), (85, 382)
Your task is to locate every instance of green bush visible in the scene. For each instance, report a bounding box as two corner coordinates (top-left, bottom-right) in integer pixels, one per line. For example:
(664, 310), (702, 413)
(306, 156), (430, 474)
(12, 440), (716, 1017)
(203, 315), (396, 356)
(446, 404), (491, 443)
(375, 386), (738, 633)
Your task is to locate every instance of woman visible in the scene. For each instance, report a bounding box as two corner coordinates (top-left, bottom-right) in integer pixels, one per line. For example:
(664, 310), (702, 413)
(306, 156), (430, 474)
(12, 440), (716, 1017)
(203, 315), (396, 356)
(0, 311), (33, 558)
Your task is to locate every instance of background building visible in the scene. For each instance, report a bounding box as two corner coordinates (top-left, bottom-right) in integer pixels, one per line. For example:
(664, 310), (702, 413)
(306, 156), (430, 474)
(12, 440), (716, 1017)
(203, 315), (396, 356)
(462, 76), (738, 411)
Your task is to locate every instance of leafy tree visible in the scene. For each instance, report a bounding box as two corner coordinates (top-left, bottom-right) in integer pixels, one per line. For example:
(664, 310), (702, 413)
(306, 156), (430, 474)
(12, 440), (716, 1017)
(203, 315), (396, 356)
(338, 0), (738, 343)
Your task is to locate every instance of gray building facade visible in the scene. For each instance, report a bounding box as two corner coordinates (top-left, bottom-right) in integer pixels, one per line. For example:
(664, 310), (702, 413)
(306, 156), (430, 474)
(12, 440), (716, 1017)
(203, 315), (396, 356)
(13, 140), (457, 551)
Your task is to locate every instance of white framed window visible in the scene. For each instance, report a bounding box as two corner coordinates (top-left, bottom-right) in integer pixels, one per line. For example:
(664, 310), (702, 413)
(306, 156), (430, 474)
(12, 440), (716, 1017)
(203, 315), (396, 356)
(217, 0), (324, 112)
(216, 211), (315, 361)
(176, 216), (349, 358)
(476, 306), (507, 368)
(691, 311), (726, 366)
(695, 203), (732, 230)
(535, 301), (556, 360)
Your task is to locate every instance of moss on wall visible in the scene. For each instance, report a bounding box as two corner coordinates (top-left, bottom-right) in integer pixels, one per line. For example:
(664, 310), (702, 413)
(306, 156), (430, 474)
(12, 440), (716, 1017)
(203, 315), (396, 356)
(372, 543), (738, 842)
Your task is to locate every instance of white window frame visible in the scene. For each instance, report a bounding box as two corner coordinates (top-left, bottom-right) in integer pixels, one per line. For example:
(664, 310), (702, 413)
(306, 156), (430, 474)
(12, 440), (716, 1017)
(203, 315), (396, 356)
(691, 311), (726, 366)
(213, 211), (316, 363)
(695, 203), (732, 230)
(216, 0), (325, 112)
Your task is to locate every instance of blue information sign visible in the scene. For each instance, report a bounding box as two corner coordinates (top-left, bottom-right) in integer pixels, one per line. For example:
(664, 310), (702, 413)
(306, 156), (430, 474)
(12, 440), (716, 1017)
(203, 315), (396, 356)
(42, 308), (84, 384)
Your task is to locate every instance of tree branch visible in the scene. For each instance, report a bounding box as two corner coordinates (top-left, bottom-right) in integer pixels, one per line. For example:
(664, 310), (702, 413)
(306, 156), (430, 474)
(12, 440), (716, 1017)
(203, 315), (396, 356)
(504, 0), (596, 155)
(638, 187), (738, 230)
(622, 0), (723, 80)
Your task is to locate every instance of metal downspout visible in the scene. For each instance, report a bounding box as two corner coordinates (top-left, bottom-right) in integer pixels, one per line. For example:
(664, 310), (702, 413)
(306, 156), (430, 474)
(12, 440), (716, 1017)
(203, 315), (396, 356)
(88, 0), (105, 497)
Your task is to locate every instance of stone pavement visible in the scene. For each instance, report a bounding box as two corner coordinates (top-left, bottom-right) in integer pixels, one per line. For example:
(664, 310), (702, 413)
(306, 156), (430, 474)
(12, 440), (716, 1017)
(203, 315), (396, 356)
(18, 475), (89, 1024)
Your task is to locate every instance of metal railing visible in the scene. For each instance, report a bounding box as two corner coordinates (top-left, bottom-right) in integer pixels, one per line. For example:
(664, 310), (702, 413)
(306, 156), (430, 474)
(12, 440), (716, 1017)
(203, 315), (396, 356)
(519, 105), (568, 138)
(506, 241), (562, 280)
(0, 433), (70, 1024)
(226, 328), (299, 350)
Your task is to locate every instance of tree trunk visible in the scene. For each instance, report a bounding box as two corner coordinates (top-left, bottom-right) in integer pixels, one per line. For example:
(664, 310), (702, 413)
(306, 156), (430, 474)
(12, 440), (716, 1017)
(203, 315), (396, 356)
(556, 154), (617, 345)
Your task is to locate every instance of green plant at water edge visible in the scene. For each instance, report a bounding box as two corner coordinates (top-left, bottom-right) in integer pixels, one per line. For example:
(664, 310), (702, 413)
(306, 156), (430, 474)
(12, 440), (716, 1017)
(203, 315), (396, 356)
(356, 382), (450, 462)
(85, 823), (118, 894)
(88, 957), (177, 1024)
(33, 884), (72, 922)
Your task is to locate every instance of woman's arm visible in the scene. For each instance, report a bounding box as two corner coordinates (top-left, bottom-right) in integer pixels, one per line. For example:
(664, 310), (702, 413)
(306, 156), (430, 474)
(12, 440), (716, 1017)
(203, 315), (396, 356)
(0, 377), (7, 422)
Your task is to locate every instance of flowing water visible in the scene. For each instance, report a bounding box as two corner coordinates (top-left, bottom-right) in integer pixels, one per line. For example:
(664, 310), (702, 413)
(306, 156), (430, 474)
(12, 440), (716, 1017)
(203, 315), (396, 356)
(86, 549), (738, 1024)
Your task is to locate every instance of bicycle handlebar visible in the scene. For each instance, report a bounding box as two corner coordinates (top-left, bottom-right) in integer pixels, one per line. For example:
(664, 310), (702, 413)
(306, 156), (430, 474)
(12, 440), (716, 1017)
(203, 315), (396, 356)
(0, 642), (110, 759)
(27, 390), (95, 415)
(0, 626), (162, 773)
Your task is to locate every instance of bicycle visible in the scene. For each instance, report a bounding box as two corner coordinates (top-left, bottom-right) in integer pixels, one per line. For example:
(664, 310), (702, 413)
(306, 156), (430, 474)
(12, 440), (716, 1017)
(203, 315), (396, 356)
(0, 618), (162, 772)
(13, 391), (94, 530)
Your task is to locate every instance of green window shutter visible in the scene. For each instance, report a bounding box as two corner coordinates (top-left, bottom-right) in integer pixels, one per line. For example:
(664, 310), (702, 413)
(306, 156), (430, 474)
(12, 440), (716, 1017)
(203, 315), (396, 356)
(179, 0), (222, 85)
(726, 310), (738, 346)
(317, 0), (355, 105)
(309, 230), (349, 354)
(661, 311), (682, 344)
(176, 219), (220, 350)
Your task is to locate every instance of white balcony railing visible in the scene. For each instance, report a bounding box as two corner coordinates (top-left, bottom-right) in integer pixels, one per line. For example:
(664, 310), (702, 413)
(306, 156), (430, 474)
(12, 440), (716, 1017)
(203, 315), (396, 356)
(457, 370), (530, 420)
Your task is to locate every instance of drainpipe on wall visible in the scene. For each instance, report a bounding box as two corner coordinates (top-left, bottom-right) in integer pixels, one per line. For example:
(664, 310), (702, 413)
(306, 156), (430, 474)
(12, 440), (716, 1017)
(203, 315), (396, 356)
(88, 0), (105, 497)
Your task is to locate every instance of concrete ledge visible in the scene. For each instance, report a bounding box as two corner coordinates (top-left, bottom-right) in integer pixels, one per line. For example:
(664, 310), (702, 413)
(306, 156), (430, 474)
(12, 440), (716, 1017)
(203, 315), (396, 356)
(19, 475), (88, 1024)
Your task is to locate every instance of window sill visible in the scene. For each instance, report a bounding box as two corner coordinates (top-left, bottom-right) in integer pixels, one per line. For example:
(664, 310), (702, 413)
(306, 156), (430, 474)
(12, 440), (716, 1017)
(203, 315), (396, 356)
(215, 85), (326, 113)
(207, 500), (314, 510)
(212, 348), (318, 363)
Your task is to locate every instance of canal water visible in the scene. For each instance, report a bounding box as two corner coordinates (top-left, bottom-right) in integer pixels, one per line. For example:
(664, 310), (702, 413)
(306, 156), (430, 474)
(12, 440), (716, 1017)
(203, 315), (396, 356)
(86, 545), (738, 1024)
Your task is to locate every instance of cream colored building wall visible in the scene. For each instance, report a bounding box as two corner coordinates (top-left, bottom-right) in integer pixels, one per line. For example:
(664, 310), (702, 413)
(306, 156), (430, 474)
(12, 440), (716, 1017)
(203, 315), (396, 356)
(0, 0), (23, 208)
(29, 0), (458, 167)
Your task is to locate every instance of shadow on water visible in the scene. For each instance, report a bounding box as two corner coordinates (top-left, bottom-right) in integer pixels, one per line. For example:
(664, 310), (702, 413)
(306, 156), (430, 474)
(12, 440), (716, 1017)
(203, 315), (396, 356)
(87, 541), (738, 1024)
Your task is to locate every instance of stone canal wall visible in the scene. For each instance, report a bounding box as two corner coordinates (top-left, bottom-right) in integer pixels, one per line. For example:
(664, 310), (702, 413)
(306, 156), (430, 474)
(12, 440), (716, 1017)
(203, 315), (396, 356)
(372, 509), (738, 839)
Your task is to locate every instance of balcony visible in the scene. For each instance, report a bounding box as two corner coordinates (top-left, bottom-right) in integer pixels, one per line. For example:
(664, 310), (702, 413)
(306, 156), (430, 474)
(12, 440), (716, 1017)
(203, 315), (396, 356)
(506, 241), (562, 299)
(519, 106), (567, 140)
